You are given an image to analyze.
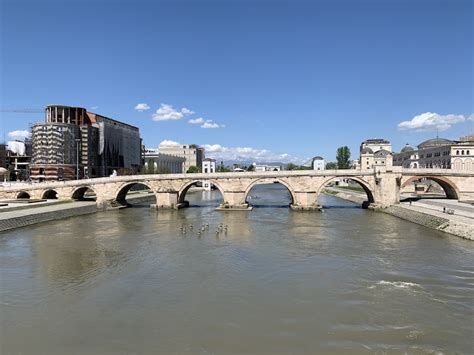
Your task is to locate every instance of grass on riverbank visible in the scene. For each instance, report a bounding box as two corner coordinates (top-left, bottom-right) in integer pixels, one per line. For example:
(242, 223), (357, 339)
(333, 185), (365, 193)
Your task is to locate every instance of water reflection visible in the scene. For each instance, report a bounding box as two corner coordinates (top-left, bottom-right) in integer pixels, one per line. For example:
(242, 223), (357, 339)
(0, 185), (473, 354)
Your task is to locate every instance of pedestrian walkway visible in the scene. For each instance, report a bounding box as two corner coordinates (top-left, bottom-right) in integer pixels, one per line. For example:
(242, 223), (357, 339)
(399, 201), (473, 224)
(0, 201), (96, 221)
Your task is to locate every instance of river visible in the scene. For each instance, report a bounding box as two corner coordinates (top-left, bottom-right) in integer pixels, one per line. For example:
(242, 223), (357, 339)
(1, 184), (473, 354)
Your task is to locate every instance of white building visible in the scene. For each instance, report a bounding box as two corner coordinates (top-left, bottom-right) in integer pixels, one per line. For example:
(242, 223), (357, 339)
(201, 158), (216, 190)
(312, 156), (325, 171)
(202, 158), (216, 173)
(254, 164), (281, 172)
(143, 149), (185, 174)
(393, 136), (474, 171)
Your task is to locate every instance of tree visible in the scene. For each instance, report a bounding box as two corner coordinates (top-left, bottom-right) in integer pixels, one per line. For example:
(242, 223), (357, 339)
(187, 165), (199, 173)
(146, 159), (155, 174)
(247, 164), (255, 171)
(326, 162), (337, 170)
(286, 163), (298, 170)
(336, 146), (351, 169)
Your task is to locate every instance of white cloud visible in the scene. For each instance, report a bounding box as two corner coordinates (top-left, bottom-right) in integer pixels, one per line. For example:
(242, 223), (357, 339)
(201, 121), (220, 129)
(159, 139), (181, 147)
(468, 114), (474, 122)
(202, 143), (305, 164)
(189, 117), (224, 128)
(134, 103), (150, 112)
(90, 106), (99, 110)
(152, 104), (194, 121)
(8, 130), (31, 140)
(188, 117), (205, 124)
(181, 107), (195, 115)
(397, 112), (471, 132)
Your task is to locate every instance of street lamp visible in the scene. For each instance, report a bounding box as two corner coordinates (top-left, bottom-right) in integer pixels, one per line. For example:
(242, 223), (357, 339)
(75, 138), (81, 180)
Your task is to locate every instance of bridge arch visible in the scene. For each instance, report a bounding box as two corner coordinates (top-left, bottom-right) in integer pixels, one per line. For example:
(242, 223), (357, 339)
(178, 179), (226, 204)
(401, 175), (459, 199)
(42, 189), (58, 199)
(16, 191), (31, 199)
(71, 186), (98, 201)
(316, 176), (375, 206)
(244, 178), (296, 206)
(114, 181), (155, 204)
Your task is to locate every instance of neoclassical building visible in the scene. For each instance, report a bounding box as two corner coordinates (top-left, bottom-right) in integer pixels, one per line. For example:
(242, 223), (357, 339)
(143, 149), (185, 174)
(393, 135), (474, 171)
(356, 139), (393, 170)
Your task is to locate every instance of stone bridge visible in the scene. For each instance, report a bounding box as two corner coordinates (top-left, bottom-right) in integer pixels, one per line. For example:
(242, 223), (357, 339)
(0, 168), (472, 210)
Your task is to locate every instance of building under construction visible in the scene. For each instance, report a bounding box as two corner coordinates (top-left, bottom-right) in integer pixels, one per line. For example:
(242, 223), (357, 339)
(30, 105), (142, 181)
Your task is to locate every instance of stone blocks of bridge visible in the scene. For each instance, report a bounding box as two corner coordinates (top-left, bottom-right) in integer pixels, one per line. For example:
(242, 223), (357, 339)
(291, 191), (320, 210)
(155, 191), (179, 209)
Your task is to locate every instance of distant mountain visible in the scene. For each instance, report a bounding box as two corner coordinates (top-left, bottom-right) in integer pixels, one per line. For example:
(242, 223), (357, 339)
(215, 159), (287, 167)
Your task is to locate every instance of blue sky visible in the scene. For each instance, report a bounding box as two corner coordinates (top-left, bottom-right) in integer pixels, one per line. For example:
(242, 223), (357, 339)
(1, 0), (472, 163)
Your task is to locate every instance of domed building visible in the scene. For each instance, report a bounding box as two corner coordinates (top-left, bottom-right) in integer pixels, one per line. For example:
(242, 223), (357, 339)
(417, 138), (454, 150)
(400, 144), (414, 153)
(393, 136), (474, 171)
(356, 139), (393, 170)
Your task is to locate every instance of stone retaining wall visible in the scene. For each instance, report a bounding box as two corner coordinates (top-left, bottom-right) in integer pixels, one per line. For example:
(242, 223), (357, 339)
(325, 188), (473, 240)
(384, 205), (474, 240)
(0, 204), (98, 233)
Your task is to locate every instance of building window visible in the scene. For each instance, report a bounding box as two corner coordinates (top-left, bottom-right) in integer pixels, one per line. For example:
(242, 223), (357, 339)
(461, 150), (465, 155)
(456, 150), (459, 155)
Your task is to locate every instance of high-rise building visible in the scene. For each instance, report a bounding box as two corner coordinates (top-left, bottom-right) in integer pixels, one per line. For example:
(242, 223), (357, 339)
(30, 105), (142, 181)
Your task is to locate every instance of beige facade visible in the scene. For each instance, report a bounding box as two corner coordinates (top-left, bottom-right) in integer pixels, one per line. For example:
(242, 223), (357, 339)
(158, 143), (205, 172)
(360, 139), (392, 153)
(393, 136), (474, 171)
(358, 139), (393, 170)
(143, 149), (185, 174)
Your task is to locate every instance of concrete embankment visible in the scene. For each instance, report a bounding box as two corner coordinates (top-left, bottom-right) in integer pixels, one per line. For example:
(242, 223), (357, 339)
(383, 205), (474, 240)
(323, 188), (474, 240)
(0, 202), (97, 233)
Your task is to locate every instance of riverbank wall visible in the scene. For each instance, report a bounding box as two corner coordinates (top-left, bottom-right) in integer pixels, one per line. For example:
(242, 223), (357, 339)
(0, 203), (98, 233)
(383, 205), (474, 240)
(323, 189), (473, 240)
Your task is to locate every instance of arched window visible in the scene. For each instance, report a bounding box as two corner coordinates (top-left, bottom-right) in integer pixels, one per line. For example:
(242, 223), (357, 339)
(456, 150), (460, 155)
(454, 159), (462, 170)
(467, 150), (470, 155)
(462, 150), (465, 155)
(465, 159), (472, 171)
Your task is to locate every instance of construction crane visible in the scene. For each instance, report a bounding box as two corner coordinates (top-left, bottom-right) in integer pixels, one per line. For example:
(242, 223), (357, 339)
(0, 108), (45, 113)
